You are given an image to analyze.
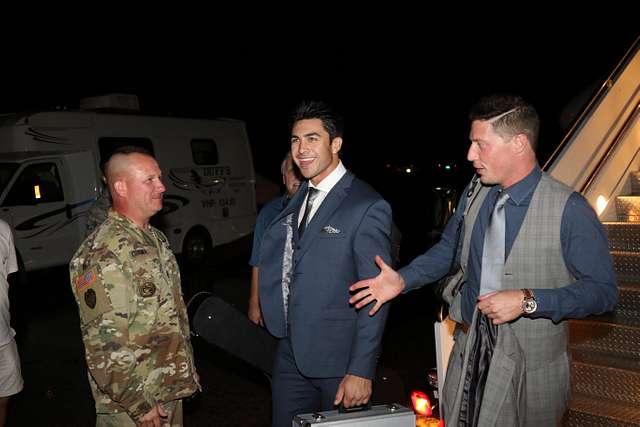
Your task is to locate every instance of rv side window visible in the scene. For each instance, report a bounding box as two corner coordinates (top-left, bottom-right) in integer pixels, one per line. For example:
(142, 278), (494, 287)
(0, 163), (19, 197)
(2, 163), (64, 206)
(191, 139), (219, 165)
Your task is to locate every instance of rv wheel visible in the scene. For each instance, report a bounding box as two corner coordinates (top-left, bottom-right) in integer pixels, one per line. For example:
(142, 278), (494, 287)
(183, 227), (212, 265)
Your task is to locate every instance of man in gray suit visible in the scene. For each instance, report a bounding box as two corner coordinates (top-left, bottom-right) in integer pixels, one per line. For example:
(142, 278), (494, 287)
(258, 101), (393, 426)
(350, 94), (618, 425)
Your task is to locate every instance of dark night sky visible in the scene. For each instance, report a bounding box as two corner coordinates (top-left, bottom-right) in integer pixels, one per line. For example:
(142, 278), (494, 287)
(1, 24), (637, 183)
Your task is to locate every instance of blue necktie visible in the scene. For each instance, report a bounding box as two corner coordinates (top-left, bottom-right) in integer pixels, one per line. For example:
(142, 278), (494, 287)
(298, 187), (320, 237)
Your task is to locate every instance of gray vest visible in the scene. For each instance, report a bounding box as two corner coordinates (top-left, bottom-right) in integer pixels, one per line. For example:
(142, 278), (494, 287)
(460, 173), (575, 366)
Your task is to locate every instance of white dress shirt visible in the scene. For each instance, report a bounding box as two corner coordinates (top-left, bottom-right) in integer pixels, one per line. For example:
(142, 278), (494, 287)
(297, 161), (347, 228)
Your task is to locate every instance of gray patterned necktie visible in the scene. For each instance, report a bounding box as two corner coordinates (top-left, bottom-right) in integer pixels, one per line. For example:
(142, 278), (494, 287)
(480, 190), (510, 294)
(298, 187), (320, 237)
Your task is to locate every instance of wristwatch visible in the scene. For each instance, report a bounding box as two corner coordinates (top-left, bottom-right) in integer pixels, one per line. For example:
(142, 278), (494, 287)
(521, 289), (537, 314)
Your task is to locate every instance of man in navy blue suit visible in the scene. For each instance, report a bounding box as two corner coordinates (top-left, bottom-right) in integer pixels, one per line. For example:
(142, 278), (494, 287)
(258, 101), (393, 426)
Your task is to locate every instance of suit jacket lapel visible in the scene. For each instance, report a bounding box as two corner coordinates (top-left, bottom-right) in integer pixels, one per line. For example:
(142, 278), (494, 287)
(270, 181), (307, 229)
(295, 172), (353, 261)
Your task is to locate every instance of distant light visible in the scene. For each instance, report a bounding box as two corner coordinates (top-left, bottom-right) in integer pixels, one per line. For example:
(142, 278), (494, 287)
(406, 168), (412, 174)
(596, 195), (608, 216)
(411, 390), (432, 416)
(34, 185), (41, 199)
(435, 187), (442, 191)
(444, 165), (451, 170)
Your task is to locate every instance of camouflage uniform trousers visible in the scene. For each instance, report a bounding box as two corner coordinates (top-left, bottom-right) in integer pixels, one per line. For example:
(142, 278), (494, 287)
(96, 400), (182, 427)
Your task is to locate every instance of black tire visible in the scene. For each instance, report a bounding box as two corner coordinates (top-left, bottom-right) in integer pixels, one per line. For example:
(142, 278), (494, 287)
(182, 227), (212, 266)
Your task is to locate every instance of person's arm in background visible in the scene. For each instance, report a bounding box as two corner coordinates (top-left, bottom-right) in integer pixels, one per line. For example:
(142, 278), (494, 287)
(248, 201), (275, 326)
(248, 266), (263, 326)
(4, 222), (17, 278)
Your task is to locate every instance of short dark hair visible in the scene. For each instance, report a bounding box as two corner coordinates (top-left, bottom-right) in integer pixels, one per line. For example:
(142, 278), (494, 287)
(469, 94), (540, 151)
(290, 100), (343, 141)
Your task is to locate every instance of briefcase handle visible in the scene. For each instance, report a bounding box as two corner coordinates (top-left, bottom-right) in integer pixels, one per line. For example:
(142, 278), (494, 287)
(337, 401), (372, 414)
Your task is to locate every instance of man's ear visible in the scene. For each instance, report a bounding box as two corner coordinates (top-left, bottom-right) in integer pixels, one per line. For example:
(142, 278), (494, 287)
(512, 133), (529, 154)
(113, 180), (126, 198)
(331, 137), (343, 154)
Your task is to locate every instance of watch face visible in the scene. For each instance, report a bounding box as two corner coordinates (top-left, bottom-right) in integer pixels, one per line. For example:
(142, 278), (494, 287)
(524, 299), (537, 314)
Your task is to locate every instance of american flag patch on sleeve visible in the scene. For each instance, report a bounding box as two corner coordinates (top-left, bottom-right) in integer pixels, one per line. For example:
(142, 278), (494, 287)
(76, 268), (97, 292)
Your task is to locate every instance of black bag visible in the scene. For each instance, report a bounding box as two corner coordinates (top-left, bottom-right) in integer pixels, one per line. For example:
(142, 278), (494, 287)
(435, 175), (481, 321)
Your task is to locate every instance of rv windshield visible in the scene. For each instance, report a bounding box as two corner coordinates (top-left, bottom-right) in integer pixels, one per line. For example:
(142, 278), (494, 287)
(0, 163), (19, 196)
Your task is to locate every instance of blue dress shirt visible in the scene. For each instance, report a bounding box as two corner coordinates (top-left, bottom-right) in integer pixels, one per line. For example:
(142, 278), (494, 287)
(400, 166), (618, 325)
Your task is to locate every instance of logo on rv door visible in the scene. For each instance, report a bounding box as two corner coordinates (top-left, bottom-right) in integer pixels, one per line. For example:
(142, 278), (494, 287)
(168, 167), (231, 196)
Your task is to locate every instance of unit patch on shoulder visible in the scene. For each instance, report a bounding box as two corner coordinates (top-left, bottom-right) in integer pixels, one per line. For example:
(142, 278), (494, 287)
(74, 266), (112, 325)
(84, 289), (97, 309)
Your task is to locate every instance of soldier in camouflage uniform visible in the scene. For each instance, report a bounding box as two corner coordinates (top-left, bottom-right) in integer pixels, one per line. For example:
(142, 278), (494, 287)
(69, 147), (199, 427)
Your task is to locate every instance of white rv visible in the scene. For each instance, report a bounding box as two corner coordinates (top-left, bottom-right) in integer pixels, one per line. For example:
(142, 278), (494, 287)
(0, 95), (256, 272)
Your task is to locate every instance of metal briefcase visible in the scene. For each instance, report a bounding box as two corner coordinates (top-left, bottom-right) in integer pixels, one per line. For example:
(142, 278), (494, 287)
(293, 403), (415, 426)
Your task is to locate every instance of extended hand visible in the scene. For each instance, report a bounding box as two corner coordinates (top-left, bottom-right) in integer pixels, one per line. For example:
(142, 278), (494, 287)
(138, 403), (168, 427)
(349, 256), (404, 316)
(477, 290), (524, 324)
(334, 374), (372, 408)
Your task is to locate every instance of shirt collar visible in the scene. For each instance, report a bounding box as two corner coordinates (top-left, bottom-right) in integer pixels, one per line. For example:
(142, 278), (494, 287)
(309, 161), (347, 194)
(108, 209), (155, 239)
(502, 165), (541, 206)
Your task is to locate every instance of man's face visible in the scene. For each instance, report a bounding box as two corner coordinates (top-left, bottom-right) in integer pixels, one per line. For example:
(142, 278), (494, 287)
(291, 118), (341, 185)
(282, 157), (301, 198)
(124, 154), (166, 219)
(467, 120), (516, 187)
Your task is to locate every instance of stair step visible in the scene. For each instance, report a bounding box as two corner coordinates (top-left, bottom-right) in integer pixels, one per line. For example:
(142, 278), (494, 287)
(632, 171), (640, 195)
(617, 196), (640, 221)
(570, 319), (640, 359)
(566, 392), (640, 426)
(617, 286), (640, 311)
(573, 349), (640, 372)
(591, 286), (640, 326)
(612, 251), (640, 281)
(618, 279), (640, 290)
(592, 312), (640, 328)
(572, 354), (640, 405)
(605, 222), (640, 251)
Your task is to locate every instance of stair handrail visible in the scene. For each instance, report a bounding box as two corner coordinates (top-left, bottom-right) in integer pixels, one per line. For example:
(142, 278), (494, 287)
(543, 36), (640, 172)
(580, 100), (640, 195)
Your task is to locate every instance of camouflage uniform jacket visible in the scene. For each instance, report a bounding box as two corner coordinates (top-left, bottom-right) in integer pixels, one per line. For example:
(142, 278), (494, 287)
(69, 209), (199, 421)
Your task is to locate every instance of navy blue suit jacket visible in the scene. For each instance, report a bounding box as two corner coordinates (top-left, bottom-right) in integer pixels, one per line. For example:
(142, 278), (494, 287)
(258, 172), (392, 380)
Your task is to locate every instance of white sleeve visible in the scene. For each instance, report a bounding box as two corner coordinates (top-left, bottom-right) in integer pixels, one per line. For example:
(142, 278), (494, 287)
(7, 226), (17, 275)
